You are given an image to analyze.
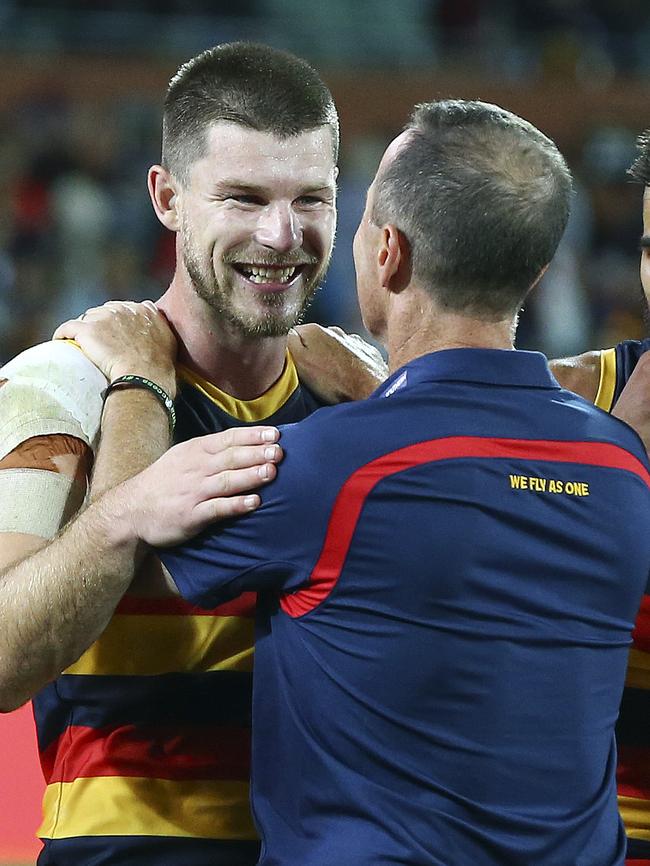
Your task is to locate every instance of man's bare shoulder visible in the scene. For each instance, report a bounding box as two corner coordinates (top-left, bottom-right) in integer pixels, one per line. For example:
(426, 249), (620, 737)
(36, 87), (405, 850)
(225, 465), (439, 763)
(549, 351), (602, 402)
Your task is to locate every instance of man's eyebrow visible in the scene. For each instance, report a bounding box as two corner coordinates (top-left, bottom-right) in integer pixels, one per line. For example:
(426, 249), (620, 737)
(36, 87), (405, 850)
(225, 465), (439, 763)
(641, 234), (650, 249)
(213, 180), (265, 194)
(213, 180), (335, 194)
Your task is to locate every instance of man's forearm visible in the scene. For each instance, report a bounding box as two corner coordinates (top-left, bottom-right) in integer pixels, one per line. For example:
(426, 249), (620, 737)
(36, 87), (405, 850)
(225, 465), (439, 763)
(0, 490), (141, 711)
(0, 385), (172, 711)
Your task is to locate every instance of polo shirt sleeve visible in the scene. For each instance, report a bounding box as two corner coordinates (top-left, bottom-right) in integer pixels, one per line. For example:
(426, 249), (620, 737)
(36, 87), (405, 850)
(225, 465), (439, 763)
(158, 413), (338, 608)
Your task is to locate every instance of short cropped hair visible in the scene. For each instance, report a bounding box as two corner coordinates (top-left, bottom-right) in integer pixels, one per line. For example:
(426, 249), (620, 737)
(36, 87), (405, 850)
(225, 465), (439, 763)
(372, 100), (573, 317)
(162, 42), (339, 183)
(628, 129), (650, 187)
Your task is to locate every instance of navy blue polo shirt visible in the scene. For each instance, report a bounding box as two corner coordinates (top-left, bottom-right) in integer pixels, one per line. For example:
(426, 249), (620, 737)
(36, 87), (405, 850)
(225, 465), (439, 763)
(161, 348), (650, 866)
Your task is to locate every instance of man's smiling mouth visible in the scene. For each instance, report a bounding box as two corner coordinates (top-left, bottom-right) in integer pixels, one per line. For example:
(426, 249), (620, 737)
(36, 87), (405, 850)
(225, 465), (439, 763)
(233, 264), (303, 285)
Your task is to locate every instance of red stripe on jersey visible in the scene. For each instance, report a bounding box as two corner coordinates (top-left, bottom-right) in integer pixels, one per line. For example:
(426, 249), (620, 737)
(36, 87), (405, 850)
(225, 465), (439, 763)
(617, 744), (650, 799)
(632, 596), (650, 654)
(116, 592), (257, 618)
(281, 437), (650, 618)
(626, 861), (650, 865)
(40, 723), (250, 784)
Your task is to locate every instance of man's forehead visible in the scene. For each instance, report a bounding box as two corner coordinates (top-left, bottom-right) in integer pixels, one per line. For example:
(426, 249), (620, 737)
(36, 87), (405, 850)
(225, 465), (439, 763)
(203, 121), (335, 166)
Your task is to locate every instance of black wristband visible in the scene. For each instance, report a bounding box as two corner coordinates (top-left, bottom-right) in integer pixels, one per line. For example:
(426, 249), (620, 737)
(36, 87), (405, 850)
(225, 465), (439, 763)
(103, 375), (176, 433)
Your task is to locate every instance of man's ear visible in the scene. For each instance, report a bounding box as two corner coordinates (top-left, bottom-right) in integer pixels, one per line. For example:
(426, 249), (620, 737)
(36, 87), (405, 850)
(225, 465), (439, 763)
(378, 224), (412, 295)
(148, 165), (180, 231)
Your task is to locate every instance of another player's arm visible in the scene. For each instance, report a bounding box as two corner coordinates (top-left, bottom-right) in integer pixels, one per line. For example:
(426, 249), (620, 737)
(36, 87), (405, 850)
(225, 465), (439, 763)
(550, 348), (650, 453)
(549, 351), (602, 402)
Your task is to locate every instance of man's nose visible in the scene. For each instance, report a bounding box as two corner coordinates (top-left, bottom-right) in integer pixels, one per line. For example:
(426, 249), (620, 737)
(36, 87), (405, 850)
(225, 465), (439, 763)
(254, 203), (303, 253)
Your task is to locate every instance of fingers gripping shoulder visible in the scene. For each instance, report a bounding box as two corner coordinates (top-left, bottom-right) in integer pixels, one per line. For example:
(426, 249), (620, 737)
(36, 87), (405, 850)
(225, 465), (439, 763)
(0, 340), (107, 459)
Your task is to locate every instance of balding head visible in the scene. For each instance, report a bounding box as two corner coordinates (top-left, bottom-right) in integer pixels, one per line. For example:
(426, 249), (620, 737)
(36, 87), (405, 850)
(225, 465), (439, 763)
(371, 100), (573, 319)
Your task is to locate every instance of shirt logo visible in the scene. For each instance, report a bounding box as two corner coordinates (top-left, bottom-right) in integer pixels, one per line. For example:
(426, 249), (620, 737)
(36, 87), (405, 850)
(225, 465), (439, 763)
(382, 371), (407, 398)
(509, 474), (590, 496)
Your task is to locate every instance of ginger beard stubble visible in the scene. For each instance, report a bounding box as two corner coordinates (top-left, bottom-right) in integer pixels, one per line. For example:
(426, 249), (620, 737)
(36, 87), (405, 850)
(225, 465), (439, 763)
(180, 212), (330, 338)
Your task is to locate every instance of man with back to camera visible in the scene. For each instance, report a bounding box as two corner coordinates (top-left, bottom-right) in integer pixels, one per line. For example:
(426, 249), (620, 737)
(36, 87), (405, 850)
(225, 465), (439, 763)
(0, 42), (384, 865)
(11, 99), (650, 865)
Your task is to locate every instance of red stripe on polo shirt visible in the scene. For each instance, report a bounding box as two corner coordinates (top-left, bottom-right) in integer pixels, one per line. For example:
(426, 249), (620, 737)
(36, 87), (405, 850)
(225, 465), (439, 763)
(116, 592), (257, 617)
(40, 723), (250, 783)
(281, 437), (650, 618)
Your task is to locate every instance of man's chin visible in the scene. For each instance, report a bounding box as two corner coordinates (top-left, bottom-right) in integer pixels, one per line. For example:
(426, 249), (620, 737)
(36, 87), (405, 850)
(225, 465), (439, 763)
(233, 292), (317, 338)
(224, 307), (303, 339)
(196, 277), (318, 338)
(236, 318), (294, 339)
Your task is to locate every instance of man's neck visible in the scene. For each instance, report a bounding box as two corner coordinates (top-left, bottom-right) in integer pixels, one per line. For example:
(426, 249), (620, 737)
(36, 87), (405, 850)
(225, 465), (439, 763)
(156, 284), (288, 401)
(385, 286), (517, 374)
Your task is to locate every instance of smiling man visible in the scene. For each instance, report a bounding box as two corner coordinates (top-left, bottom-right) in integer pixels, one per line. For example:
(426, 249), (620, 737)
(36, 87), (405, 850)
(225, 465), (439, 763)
(153, 92), (336, 345)
(0, 43), (384, 866)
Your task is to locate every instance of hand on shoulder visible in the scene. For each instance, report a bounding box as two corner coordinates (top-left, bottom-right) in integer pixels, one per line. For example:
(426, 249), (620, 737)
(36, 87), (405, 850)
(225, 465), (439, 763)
(53, 300), (178, 397)
(289, 323), (388, 404)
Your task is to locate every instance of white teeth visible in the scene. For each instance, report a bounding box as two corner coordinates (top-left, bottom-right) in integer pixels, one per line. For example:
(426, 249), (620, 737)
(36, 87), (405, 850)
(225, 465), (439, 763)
(241, 265), (297, 284)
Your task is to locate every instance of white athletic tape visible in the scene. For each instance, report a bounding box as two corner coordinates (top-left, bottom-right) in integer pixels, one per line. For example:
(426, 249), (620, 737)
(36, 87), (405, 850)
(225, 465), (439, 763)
(0, 341), (106, 460)
(0, 468), (78, 537)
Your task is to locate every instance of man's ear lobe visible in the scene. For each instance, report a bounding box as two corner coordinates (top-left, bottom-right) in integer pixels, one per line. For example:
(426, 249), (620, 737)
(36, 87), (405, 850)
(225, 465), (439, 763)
(148, 165), (180, 232)
(379, 224), (411, 294)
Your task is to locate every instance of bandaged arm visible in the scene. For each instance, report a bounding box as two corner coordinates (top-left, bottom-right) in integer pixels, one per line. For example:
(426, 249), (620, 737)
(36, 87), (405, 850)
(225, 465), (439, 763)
(0, 342), (172, 711)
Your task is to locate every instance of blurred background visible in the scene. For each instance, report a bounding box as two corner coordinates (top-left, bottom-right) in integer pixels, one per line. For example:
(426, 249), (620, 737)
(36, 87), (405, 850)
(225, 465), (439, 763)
(2, 0), (650, 861)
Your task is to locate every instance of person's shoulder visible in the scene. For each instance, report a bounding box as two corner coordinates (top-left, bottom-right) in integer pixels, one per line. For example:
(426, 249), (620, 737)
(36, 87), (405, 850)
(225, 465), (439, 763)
(0, 340), (107, 453)
(274, 398), (381, 484)
(551, 340), (650, 407)
(2, 339), (103, 381)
